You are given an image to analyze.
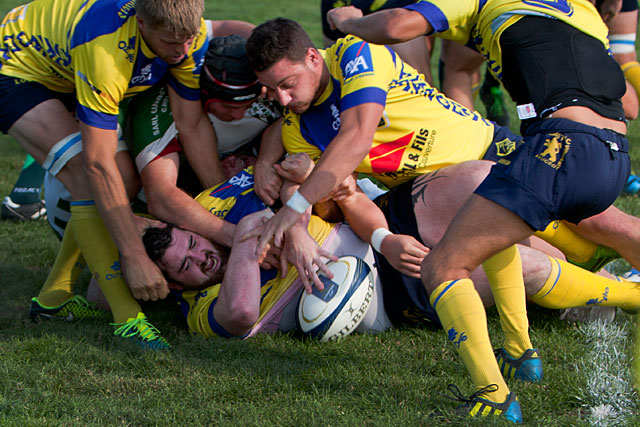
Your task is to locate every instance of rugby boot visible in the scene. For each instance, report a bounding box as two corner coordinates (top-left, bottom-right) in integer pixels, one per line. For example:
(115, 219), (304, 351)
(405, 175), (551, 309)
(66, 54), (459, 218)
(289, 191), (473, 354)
(30, 295), (107, 322)
(567, 245), (620, 272)
(623, 173), (640, 196)
(495, 348), (543, 383)
(443, 383), (523, 423)
(480, 71), (510, 127)
(2, 196), (46, 220)
(111, 312), (170, 350)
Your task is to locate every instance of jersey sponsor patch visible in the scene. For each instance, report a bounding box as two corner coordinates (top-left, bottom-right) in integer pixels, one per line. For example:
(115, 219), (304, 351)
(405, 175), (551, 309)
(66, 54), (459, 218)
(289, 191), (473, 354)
(340, 41), (374, 81)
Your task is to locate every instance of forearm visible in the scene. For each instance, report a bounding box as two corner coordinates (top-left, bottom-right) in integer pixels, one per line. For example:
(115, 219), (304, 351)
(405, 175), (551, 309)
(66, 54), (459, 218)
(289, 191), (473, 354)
(214, 215), (265, 335)
(179, 115), (225, 188)
(83, 151), (145, 260)
(295, 103), (380, 205)
(255, 119), (285, 170)
(337, 190), (389, 245)
(168, 86), (225, 188)
(335, 9), (430, 44)
(281, 180), (311, 228)
(147, 186), (235, 247)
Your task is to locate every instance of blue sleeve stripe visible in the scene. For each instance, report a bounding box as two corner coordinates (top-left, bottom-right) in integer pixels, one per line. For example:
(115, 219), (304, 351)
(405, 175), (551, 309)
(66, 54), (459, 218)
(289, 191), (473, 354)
(70, 0), (133, 49)
(70, 199), (95, 206)
(77, 105), (118, 130)
(405, 2), (450, 34)
(385, 45), (397, 66)
(341, 87), (387, 111)
(206, 298), (250, 339)
(166, 77), (200, 101)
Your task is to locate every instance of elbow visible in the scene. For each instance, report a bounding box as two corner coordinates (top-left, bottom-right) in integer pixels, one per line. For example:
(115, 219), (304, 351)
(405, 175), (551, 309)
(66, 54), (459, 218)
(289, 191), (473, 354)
(226, 304), (259, 333)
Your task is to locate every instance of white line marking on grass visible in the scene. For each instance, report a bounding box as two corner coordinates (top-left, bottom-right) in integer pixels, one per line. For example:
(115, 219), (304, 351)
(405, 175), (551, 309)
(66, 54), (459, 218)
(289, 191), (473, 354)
(575, 317), (637, 426)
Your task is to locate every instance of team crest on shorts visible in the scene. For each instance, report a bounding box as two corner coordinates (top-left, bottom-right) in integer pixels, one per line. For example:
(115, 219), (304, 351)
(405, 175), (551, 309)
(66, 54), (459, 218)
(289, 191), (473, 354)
(494, 137), (517, 157)
(535, 132), (572, 169)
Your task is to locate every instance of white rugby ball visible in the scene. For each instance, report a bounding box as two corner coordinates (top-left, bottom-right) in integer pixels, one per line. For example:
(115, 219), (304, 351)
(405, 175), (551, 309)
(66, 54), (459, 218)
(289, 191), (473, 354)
(296, 256), (374, 342)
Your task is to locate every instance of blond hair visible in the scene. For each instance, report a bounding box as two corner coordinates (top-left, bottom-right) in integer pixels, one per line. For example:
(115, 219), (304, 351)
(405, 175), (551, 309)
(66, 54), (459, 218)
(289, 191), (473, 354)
(135, 0), (204, 36)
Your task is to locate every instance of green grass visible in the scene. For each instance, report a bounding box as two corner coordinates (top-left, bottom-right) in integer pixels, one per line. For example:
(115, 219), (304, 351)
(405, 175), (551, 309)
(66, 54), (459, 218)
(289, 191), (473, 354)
(0, 0), (638, 425)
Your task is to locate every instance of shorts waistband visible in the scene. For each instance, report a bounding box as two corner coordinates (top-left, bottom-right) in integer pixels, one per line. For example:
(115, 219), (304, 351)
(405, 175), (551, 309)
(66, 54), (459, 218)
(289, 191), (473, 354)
(523, 117), (628, 152)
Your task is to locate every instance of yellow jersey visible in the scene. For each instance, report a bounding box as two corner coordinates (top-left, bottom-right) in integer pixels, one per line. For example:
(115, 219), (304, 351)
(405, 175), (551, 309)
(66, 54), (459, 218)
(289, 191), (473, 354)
(406, 0), (609, 79)
(282, 35), (495, 188)
(0, 0), (208, 130)
(177, 167), (336, 338)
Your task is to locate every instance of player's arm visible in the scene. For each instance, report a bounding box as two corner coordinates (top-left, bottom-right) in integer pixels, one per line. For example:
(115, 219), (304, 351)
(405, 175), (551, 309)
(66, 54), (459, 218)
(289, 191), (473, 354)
(167, 85), (225, 189)
(327, 7), (431, 45)
(213, 210), (272, 336)
(277, 178), (337, 294)
(210, 20), (255, 39)
(141, 152), (236, 247)
(80, 123), (169, 300)
(250, 102), (383, 254)
(254, 118), (285, 205)
(337, 187), (429, 278)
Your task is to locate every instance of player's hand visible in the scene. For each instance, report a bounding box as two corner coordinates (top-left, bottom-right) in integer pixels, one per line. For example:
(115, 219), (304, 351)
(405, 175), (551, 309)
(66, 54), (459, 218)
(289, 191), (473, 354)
(327, 6), (364, 32)
(280, 223), (338, 294)
(242, 205), (302, 259)
(597, 0), (622, 21)
(121, 254), (169, 301)
(323, 173), (357, 202)
(274, 152), (314, 184)
(254, 160), (283, 206)
(380, 234), (430, 278)
(260, 245), (281, 270)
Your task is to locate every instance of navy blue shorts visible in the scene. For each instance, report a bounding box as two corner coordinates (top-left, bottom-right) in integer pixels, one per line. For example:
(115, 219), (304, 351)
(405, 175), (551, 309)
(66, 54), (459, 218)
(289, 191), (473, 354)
(0, 74), (76, 134)
(482, 123), (525, 162)
(374, 181), (442, 329)
(475, 118), (630, 231)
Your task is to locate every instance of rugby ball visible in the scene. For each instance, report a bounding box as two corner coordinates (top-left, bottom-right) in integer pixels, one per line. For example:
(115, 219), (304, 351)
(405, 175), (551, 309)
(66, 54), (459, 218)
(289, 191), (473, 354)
(296, 256), (374, 342)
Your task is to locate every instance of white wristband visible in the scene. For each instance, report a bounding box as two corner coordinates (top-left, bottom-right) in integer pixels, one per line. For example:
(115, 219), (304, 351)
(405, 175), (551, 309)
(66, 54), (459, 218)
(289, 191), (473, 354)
(371, 228), (392, 253)
(286, 190), (311, 214)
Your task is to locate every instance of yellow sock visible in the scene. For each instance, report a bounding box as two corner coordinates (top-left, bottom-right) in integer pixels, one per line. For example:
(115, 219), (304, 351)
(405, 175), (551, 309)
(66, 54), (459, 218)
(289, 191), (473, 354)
(36, 224), (86, 306)
(535, 220), (597, 264)
(71, 202), (140, 323)
(430, 279), (509, 402)
(530, 256), (640, 312)
(622, 61), (640, 99)
(636, 318), (640, 392)
(482, 245), (532, 358)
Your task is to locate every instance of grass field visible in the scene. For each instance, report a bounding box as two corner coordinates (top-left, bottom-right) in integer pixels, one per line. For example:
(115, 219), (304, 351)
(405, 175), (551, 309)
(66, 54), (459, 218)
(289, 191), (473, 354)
(0, 0), (638, 425)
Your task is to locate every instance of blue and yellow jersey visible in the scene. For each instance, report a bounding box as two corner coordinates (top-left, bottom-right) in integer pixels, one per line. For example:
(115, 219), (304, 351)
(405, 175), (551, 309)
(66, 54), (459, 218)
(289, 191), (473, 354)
(0, 0), (208, 130)
(282, 35), (495, 188)
(405, 0), (609, 79)
(176, 167), (336, 338)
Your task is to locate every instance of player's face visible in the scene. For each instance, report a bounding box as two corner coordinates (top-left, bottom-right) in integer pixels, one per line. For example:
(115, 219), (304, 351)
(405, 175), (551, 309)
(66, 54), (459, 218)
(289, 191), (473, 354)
(158, 228), (228, 290)
(256, 50), (323, 114)
(205, 99), (254, 122)
(138, 18), (195, 64)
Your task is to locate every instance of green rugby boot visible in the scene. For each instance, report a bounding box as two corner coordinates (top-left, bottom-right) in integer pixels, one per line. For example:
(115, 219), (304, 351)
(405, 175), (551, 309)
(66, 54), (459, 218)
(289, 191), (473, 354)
(567, 245), (620, 272)
(30, 295), (107, 322)
(112, 312), (170, 350)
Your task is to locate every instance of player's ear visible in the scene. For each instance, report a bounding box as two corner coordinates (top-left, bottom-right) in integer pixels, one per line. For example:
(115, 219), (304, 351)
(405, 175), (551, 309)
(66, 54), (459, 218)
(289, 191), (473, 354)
(307, 48), (321, 67)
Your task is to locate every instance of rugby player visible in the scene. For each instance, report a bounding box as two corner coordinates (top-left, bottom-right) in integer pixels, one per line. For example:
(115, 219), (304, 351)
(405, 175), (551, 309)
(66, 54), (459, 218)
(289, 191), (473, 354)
(327, 0), (631, 421)
(31, 30), (283, 348)
(3, 0), (214, 349)
(140, 163), (640, 346)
